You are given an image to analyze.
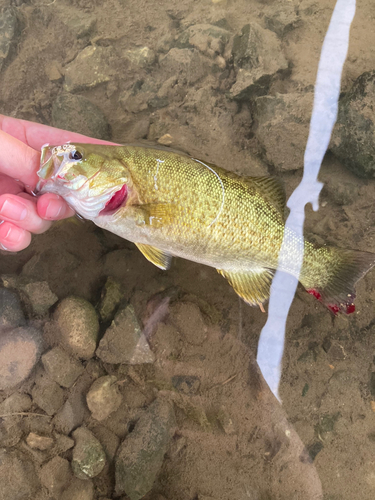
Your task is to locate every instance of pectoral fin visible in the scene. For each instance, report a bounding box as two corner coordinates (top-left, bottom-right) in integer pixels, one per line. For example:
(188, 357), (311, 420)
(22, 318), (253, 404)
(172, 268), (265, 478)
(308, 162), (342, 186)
(135, 243), (172, 270)
(217, 268), (274, 308)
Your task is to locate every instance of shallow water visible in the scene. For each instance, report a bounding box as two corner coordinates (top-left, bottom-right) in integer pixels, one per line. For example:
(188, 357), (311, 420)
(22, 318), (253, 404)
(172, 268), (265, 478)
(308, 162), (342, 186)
(1, 0), (375, 499)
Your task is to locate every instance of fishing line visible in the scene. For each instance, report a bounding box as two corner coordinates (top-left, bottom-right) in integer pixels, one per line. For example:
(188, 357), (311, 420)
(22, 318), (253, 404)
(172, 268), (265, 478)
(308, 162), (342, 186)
(256, 0), (357, 401)
(192, 158), (225, 227)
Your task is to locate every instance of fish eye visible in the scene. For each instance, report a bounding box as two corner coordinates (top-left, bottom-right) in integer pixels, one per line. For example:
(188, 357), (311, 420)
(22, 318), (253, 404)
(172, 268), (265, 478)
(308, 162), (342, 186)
(69, 150), (83, 161)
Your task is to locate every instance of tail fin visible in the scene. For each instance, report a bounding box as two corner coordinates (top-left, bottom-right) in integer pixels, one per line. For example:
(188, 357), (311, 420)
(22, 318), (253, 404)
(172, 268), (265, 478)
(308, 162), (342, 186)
(304, 248), (375, 315)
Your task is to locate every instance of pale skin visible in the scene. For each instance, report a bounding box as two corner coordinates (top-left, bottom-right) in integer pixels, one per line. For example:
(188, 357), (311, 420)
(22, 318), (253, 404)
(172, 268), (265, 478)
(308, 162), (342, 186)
(0, 114), (114, 252)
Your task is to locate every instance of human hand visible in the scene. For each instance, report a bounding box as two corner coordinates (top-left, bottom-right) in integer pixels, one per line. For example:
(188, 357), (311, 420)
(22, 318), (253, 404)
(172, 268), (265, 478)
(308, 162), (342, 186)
(0, 115), (114, 252)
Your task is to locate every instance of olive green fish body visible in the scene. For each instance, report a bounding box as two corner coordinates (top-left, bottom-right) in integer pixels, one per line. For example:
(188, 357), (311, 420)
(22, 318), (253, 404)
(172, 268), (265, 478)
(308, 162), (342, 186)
(37, 143), (375, 314)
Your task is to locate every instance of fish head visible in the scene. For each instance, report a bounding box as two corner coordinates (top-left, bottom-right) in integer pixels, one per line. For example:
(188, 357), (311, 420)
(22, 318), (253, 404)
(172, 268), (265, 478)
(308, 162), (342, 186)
(36, 143), (130, 219)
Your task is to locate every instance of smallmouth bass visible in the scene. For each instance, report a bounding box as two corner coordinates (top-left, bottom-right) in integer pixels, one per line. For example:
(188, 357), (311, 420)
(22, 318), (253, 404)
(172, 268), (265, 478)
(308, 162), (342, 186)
(36, 143), (375, 314)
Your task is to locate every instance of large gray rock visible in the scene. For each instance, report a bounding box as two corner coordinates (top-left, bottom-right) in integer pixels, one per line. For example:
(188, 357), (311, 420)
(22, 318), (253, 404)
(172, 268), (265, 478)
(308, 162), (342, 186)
(115, 399), (176, 499)
(229, 23), (288, 100)
(54, 296), (99, 360)
(0, 326), (42, 390)
(52, 93), (111, 140)
(253, 92), (313, 171)
(0, 7), (19, 72)
(0, 448), (40, 500)
(331, 71), (375, 178)
(0, 287), (25, 329)
(96, 304), (155, 364)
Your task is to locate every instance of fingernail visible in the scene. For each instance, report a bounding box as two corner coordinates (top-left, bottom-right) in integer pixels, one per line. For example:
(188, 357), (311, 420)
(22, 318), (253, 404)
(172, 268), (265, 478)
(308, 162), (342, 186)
(3, 225), (23, 243)
(45, 199), (63, 219)
(0, 199), (27, 221)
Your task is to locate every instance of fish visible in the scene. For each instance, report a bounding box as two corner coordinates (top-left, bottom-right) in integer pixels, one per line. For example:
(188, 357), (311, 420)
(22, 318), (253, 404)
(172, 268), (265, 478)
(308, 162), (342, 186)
(36, 143), (375, 314)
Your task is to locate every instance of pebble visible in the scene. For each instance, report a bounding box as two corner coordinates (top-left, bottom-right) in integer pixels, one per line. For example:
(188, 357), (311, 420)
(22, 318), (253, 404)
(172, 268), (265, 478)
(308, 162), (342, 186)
(331, 71), (375, 178)
(252, 92), (313, 171)
(31, 370), (65, 416)
(91, 425), (120, 462)
(42, 346), (84, 388)
(20, 281), (58, 316)
(0, 326), (42, 390)
(0, 448), (40, 500)
(0, 7), (19, 72)
(64, 45), (114, 92)
(159, 48), (208, 85)
(0, 392), (33, 446)
(229, 23), (288, 100)
(98, 276), (124, 322)
(86, 375), (123, 421)
(125, 46), (156, 68)
(26, 432), (54, 450)
(52, 93), (111, 140)
(96, 304), (155, 364)
(39, 456), (72, 498)
(0, 287), (25, 329)
(171, 375), (201, 394)
(169, 302), (208, 345)
(115, 398), (176, 499)
(61, 477), (95, 500)
(71, 426), (106, 480)
(264, 5), (301, 38)
(54, 296), (99, 360)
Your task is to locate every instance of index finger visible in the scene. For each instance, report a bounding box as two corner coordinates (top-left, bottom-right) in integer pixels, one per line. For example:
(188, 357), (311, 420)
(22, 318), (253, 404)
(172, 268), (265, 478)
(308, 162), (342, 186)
(0, 114), (117, 150)
(0, 115), (118, 190)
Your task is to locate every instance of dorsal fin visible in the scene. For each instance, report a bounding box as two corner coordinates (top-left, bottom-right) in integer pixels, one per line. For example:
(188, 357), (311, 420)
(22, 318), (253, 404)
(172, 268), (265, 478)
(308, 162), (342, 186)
(249, 176), (286, 218)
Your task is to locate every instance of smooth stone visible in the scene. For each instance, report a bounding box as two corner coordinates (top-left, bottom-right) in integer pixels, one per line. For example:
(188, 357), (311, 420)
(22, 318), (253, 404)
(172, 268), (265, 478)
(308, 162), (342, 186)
(26, 432), (54, 450)
(52, 93), (111, 140)
(0, 287), (25, 329)
(42, 346), (84, 388)
(54, 296), (99, 360)
(71, 426), (106, 480)
(86, 375), (123, 421)
(0, 326), (42, 390)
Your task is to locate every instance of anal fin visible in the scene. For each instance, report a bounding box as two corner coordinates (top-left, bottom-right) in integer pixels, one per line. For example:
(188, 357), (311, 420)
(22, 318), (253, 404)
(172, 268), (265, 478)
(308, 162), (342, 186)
(135, 243), (172, 270)
(218, 268), (274, 308)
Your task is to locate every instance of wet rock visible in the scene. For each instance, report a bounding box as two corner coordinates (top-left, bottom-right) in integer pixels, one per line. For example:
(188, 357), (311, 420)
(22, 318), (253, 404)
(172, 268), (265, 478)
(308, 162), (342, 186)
(54, 296), (99, 360)
(0, 287), (25, 329)
(96, 304), (155, 364)
(322, 181), (358, 206)
(0, 7), (19, 72)
(61, 477), (95, 500)
(91, 425), (120, 462)
(172, 375), (201, 394)
(176, 23), (231, 58)
(115, 398), (176, 499)
(42, 346), (84, 388)
(72, 426), (106, 480)
(253, 92), (313, 171)
(125, 46), (156, 68)
(0, 448), (40, 500)
(86, 375), (123, 421)
(229, 23), (288, 100)
(26, 432), (54, 450)
(159, 48), (209, 85)
(63, 12), (96, 39)
(264, 5), (301, 38)
(45, 61), (63, 82)
(98, 276), (123, 322)
(20, 281), (58, 316)
(52, 93), (111, 140)
(22, 249), (81, 283)
(169, 302), (208, 345)
(53, 432), (75, 454)
(0, 326), (42, 390)
(39, 456), (72, 498)
(64, 45), (115, 92)
(53, 370), (93, 434)
(32, 370), (65, 416)
(0, 392), (33, 445)
(331, 71), (375, 178)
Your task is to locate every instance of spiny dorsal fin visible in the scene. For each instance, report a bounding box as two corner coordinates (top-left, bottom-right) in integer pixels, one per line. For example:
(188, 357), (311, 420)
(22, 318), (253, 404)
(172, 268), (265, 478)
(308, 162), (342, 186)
(135, 243), (172, 270)
(217, 267), (274, 308)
